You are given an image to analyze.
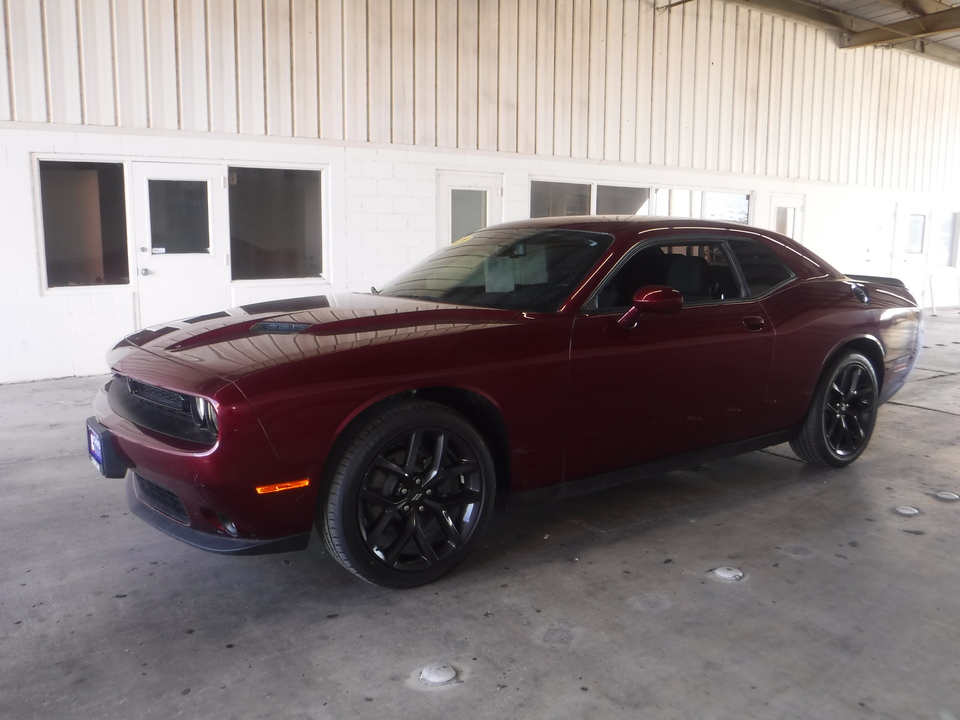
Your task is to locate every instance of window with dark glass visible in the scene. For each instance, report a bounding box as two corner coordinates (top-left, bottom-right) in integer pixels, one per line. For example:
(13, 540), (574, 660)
(530, 181), (590, 217)
(727, 238), (794, 296)
(228, 167), (322, 280)
(596, 185), (650, 215)
(39, 161), (129, 287)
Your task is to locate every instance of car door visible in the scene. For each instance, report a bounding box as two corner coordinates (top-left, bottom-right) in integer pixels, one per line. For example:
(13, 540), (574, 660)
(563, 238), (777, 482)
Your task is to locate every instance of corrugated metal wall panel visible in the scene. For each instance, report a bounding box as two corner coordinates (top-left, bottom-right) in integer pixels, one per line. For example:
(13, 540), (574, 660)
(5, 0), (959, 191)
(515, 0), (536, 154)
(145, 0), (178, 130)
(0, 3), (10, 121)
(367, 0), (391, 144)
(534, 0), (556, 156)
(263, 0), (293, 137)
(317, 0), (344, 141)
(434, 0), (456, 148)
(115, 0), (149, 128)
(207, 0), (237, 134)
(477, 0), (498, 152)
(44, 0), (82, 125)
(456, 0), (479, 151)
(78, 0), (117, 126)
(177, 0), (209, 133)
(497, 0), (518, 154)
(552, 0), (574, 157)
(292, 0), (319, 139)
(8, 0), (46, 122)
(391, 0), (415, 145)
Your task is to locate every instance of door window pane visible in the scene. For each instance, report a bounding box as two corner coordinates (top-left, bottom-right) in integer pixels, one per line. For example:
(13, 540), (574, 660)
(530, 181), (590, 217)
(775, 206), (796, 237)
(148, 180), (210, 254)
(451, 189), (487, 242)
(229, 167), (322, 279)
(907, 214), (926, 254)
(597, 185), (650, 215)
(39, 161), (129, 287)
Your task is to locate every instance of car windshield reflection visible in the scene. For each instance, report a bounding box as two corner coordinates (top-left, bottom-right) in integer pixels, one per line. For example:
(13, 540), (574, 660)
(379, 228), (613, 313)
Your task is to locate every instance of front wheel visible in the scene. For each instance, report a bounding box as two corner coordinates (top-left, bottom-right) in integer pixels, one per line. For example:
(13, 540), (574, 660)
(789, 351), (879, 467)
(320, 400), (496, 588)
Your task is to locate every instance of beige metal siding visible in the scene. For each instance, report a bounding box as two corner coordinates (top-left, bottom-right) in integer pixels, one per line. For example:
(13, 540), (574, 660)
(4, 0), (959, 191)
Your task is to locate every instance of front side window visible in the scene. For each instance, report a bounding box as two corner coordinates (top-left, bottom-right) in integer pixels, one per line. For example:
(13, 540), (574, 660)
(39, 161), (129, 287)
(594, 242), (743, 311)
(228, 167), (322, 280)
(379, 228), (612, 313)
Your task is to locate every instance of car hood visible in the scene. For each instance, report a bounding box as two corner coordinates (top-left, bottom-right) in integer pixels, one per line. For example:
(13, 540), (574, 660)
(109, 293), (523, 382)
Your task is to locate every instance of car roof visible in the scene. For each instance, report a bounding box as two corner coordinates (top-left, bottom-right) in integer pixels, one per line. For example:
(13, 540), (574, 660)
(486, 215), (842, 280)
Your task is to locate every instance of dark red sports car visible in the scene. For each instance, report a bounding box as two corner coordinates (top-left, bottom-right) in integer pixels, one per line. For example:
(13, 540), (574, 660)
(87, 217), (922, 587)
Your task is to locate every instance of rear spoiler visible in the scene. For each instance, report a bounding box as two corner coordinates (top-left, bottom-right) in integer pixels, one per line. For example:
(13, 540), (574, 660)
(846, 274), (906, 289)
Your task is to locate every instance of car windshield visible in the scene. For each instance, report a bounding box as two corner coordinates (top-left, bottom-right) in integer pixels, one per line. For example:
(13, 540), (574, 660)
(378, 228), (613, 313)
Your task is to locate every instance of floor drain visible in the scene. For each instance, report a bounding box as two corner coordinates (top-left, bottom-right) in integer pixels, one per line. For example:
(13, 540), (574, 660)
(893, 506), (920, 516)
(419, 664), (459, 686)
(711, 567), (744, 581)
(935, 491), (960, 502)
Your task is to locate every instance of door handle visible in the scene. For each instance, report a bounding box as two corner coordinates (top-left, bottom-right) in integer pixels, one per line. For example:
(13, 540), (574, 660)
(141, 268), (151, 276)
(741, 316), (765, 332)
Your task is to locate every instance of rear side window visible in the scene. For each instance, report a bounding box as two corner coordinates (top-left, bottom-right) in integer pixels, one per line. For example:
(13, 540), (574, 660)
(727, 238), (794, 296)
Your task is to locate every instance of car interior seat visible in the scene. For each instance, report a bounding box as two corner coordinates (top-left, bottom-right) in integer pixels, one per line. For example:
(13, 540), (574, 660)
(665, 254), (711, 302)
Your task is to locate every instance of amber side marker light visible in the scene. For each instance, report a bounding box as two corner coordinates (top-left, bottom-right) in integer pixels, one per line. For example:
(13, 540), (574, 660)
(256, 479), (310, 495)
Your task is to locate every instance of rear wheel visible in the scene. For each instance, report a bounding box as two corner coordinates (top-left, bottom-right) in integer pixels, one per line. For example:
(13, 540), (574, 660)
(789, 351), (879, 467)
(320, 400), (495, 588)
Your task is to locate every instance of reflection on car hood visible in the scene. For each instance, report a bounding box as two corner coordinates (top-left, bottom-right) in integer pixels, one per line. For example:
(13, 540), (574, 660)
(112, 293), (522, 381)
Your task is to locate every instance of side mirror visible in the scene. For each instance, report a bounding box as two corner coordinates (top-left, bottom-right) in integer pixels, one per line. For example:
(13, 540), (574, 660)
(616, 285), (683, 328)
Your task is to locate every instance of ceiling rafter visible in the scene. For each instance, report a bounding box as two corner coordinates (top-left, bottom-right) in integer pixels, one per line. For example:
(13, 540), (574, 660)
(732, 0), (960, 68)
(840, 6), (960, 48)
(867, 0), (957, 16)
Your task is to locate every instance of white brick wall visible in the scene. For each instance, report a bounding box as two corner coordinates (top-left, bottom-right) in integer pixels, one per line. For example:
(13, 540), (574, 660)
(0, 123), (956, 384)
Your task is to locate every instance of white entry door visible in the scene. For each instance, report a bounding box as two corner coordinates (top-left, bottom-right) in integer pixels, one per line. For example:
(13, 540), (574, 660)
(893, 205), (931, 300)
(131, 163), (231, 328)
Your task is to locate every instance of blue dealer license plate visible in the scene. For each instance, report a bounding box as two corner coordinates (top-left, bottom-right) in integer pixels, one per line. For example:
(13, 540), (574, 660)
(88, 424), (105, 472)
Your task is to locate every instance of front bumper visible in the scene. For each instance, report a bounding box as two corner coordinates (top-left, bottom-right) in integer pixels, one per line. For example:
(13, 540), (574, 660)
(126, 474), (310, 555)
(90, 376), (319, 555)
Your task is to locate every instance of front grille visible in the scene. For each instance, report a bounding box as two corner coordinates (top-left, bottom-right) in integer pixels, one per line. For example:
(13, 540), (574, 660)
(135, 474), (189, 525)
(127, 378), (189, 413)
(108, 376), (217, 445)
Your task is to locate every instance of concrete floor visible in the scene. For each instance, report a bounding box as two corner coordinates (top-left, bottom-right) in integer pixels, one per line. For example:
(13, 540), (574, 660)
(2, 314), (959, 720)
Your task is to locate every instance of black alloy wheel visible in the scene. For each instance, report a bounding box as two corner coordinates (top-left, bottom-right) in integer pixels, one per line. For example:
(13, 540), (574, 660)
(790, 351), (879, 467)
(321, 400), (495, 588)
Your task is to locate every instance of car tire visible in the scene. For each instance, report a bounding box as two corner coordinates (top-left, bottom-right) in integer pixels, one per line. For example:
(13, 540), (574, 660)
(320, 400), (496, 588)
(789, 351), (879, 467)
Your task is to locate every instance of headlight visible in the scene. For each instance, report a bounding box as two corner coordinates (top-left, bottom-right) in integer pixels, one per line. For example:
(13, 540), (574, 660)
(190, 396), (219, 435)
